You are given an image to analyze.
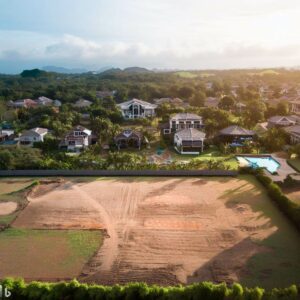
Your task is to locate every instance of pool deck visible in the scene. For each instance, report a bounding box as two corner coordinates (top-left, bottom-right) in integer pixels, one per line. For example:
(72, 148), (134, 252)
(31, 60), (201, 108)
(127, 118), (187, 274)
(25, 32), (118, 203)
(237, 154), (299, 182)
(267, 154), (298, 182)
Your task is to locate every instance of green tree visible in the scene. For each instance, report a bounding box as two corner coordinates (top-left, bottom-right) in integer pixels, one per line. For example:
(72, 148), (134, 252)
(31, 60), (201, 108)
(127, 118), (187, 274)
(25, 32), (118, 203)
(189, 91), (206, 107)
(218, 96), (235, 110)
(260, 128), (289, 152)
(0, 149), (14, 169)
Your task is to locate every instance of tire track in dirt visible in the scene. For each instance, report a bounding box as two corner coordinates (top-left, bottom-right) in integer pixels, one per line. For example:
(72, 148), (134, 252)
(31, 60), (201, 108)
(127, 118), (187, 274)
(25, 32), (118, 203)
(72, 185), (118, 275)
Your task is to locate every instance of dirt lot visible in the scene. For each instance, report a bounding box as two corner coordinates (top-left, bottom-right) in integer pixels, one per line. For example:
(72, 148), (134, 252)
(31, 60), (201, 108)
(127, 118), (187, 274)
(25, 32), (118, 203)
(282, 187), (300, 205)
(10, 176), (300, 288)
(0, 202), (17, 215)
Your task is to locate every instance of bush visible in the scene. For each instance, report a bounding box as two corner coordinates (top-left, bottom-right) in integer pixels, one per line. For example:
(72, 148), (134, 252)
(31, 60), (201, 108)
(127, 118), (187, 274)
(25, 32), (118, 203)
(0, 279), (298, 300)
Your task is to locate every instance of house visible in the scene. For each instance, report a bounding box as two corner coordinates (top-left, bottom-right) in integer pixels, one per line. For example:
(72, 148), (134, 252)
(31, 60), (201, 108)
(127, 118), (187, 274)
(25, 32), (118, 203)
(284, 125), (300, 144)
(0, 128), (14, 138)
(163, 113), (204, 135)
(267, 115), (299, 128)
(8, 99), (37, 109)
(204, 97), (219, 108)
(218, 126), (255, 144)
(59, 125), (92, 151)
(117, 99), (157, 119)
(289, 99), (300, 115)
(19, 127), (49, 146)
(174, 128), (206, 154)
(114, 129), (144, 150)
(73, 99), (93, 108)
(36, 96), (53, 106)
(0, 132), (8, 143)
(96, 90), (116, 99)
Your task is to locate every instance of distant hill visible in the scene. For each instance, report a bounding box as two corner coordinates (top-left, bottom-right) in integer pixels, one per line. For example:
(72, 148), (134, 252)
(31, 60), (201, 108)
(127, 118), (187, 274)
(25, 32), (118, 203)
(98, 68), (123, 76)
(123, 67), (151, 73)
(42, 66), (88, 74)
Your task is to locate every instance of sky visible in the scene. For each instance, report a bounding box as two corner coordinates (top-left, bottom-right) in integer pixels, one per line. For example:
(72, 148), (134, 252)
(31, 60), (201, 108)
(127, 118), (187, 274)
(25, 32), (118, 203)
(1, 0), (300, 73)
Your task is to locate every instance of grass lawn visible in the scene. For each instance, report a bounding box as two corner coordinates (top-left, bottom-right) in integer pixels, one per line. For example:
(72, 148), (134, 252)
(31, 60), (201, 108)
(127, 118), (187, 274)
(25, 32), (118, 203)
(0, 179), (37, 226)
(175, 71), (198, 78)
(169, 147), (239, 170)
(0, 179), (35, 195)
(0, 229), (102, 279)
(233, 176), (300, 288)
(287, 158), (300, 172)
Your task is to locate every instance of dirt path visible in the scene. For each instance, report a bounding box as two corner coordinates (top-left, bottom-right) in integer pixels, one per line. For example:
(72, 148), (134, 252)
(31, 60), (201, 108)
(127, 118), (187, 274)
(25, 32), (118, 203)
(72, 185), (118, 273)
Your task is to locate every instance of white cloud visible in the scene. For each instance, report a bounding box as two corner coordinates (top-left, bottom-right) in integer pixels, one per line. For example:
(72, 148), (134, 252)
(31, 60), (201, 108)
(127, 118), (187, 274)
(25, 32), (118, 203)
(2, 31), (300, 72)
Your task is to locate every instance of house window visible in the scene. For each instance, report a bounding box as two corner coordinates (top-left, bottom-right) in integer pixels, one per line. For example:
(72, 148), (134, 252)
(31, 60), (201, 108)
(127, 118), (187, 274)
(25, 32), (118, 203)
(69, 141), (75, 145)
(164, 129), (171, 134)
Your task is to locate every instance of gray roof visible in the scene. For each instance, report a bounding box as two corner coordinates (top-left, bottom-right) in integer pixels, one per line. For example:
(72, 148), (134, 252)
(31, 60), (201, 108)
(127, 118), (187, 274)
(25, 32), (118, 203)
(20, 127), (48, 138)
(175, 128), (205, 140)
(219, 126), (255, 136)
(268, 115), (297, 123)
(285, 125), (300, 135)
(115, 129), (143, 140)
(171, 113), (202, 121)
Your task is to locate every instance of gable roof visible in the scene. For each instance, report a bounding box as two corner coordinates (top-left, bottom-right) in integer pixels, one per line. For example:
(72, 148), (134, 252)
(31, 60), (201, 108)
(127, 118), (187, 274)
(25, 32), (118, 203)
(268, 115), (297, 124)
(20, 127), (48, 138)
(117, 99), (157, 109)
(219, 126), (255, 136)
(115, 129), (143, 140)
(285, 125), (300, 136)
(171, 113), (202, 121)
(175, 128), (205, 140)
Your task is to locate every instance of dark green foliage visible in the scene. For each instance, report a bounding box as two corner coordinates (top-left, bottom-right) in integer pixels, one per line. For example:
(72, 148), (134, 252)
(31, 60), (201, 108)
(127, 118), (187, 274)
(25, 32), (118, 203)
(20, 69), (48, 78)
(0, 279), (298, 300)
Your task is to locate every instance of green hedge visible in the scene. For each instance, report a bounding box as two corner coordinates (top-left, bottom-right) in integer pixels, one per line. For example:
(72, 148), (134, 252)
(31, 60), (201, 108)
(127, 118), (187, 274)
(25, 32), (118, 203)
(0, 279), (298, 300)
(240, 167), (300, 231)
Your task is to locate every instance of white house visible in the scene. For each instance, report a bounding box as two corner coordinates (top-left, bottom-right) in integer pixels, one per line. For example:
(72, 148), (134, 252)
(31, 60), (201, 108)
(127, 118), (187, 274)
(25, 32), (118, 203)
(164, 113), (204, 135)
(174, 128), (206, 154)
(117, 99), (157, 119)
(59, 125), (92, 152)
(19, 127), (49, 146)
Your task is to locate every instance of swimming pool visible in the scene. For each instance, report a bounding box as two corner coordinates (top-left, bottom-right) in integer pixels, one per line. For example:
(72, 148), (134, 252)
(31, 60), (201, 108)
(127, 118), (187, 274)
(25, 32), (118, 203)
(240, 156), (280, 173)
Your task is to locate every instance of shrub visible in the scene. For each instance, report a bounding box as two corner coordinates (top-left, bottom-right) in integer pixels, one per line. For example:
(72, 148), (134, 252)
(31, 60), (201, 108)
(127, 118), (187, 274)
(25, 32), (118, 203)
(0, 279), (298, 300)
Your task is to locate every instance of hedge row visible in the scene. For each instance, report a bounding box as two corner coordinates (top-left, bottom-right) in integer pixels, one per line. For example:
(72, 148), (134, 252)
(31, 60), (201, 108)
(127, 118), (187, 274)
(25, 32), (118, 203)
(1, 279), (299, 300)
(240, 167), (300, 231)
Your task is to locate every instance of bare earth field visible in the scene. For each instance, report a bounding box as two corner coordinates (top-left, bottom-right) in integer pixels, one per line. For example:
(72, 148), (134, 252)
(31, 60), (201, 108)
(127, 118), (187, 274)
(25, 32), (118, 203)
(282, 187), (300, 206)
(9, 176), (300, 288)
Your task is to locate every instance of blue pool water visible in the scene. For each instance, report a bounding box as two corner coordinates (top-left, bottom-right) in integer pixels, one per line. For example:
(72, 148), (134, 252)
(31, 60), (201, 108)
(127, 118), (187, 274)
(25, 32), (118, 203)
(243, 156), (280, 173)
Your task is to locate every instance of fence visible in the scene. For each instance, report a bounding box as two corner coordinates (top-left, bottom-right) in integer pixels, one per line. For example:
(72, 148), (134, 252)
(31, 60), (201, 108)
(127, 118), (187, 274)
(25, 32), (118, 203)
(0, 169), (238, 177)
